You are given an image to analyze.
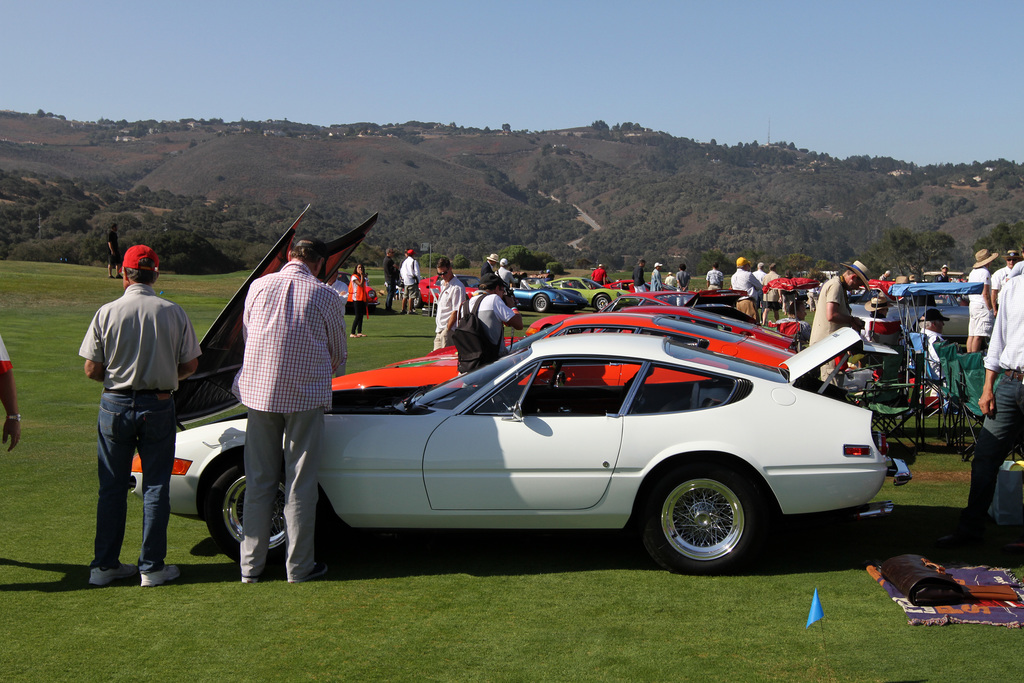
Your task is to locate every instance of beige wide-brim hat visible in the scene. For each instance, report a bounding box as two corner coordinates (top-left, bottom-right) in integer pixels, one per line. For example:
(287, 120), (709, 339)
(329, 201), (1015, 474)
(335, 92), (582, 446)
(486, 253), (500, 263)
(894, 275), (910, 284)
(839, 260), (871, 288)
(864, 295), (893, 313)
(973, 249), (999, 268)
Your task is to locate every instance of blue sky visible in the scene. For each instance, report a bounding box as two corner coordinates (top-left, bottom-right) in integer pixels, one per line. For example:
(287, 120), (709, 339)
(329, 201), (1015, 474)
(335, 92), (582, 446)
(3, 0), (1020, 165)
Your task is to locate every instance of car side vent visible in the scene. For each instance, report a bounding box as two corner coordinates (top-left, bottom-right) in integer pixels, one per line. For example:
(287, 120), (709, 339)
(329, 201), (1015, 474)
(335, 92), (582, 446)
(729, 379), (753, 403)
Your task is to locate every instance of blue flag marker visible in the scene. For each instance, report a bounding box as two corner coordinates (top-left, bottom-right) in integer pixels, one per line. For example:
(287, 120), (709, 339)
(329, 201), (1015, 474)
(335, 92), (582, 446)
(806, 588), (824, 628)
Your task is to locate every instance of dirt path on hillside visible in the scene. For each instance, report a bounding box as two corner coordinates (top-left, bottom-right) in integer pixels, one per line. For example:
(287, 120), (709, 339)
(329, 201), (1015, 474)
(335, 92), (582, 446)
(538, 191), (603, 250)
(568, 205), (602, 250)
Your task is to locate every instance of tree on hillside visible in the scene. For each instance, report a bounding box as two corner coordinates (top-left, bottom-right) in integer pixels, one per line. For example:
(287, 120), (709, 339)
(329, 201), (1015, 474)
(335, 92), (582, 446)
(863, 227), (955, 278)
(975, 220), (1024, 254)
(783, 253), (815, 274)
(697, 249), (727, 276)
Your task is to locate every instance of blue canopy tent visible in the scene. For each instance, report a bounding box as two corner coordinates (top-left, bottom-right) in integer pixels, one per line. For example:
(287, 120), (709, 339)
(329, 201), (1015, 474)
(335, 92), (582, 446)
(887, 281), (983, 297)
(884, 281), (985, 449)
(886, 281), (983, 342)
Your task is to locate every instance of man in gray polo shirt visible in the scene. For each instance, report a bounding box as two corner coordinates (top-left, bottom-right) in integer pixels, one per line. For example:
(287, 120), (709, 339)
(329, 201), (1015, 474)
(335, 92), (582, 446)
(80, 245), (201, 587)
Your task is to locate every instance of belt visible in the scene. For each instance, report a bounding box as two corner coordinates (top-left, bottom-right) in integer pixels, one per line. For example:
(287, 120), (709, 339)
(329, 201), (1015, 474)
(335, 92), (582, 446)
(104, 388), (172, 398)
(1004, 370), (1024, 382)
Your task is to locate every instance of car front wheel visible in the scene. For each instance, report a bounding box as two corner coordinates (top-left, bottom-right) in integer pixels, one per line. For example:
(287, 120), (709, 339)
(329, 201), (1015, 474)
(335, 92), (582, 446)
(204, 463), (287, 562)
(593, 294), (611, 310)
(532, 293), (550, 313)
(642, 463), (767, 574)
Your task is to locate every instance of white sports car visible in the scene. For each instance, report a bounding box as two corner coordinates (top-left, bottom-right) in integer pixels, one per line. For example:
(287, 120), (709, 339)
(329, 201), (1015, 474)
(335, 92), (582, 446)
(135, 328), (909, 574)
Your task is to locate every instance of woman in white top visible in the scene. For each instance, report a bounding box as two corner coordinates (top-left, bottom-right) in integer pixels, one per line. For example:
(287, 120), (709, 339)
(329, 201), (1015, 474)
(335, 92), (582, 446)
(967, 249), (998, 354)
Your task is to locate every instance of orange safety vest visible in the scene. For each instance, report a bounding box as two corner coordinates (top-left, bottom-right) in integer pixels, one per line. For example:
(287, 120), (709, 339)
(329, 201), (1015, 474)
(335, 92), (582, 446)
(348, 275), (368, 302)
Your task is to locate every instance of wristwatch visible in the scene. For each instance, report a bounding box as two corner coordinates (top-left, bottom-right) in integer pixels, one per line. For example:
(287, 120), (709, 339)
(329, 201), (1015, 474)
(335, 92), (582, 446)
(6, 414), (21, 422)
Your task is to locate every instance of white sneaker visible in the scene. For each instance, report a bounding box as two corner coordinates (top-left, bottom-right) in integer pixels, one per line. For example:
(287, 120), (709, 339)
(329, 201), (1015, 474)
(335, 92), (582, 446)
(89, 563), (138, 586)
(140, 564), (181, 587)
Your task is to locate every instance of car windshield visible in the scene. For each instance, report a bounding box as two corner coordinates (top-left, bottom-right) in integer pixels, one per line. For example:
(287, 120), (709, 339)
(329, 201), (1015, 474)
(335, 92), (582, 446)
(654, 293), (694, 307)
(580, 279), (602, 289)
(509, 326), (557, 352)
(412, 350), (529, 410)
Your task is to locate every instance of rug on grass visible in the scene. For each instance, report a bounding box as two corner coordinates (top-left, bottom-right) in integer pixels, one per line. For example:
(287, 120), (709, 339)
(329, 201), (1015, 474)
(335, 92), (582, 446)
(866, 563), (1024, 627)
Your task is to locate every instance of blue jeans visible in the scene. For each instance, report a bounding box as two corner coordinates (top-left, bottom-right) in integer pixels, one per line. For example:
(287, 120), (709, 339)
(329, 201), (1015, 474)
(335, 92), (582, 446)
(92, 392), (176, 572)
(957, 378), (1024, 537)
(385, 278), (399, 310)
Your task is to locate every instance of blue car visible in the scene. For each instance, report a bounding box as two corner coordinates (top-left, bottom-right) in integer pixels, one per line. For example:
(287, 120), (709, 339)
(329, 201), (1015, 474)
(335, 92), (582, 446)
(512, 281), (588, 313)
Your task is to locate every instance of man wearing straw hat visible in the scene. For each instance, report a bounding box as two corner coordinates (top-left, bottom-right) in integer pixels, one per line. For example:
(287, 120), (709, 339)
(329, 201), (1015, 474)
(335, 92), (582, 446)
(859, 294), (899, 345)
(809, 260), (870, 381)
(967, 248), (998, 354)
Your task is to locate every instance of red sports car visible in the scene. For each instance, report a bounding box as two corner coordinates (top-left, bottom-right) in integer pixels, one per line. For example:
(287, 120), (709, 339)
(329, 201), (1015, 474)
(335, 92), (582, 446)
(331, 309), (792, 391)
(418, 274), (479, 306)
(527, 306), (797, 351)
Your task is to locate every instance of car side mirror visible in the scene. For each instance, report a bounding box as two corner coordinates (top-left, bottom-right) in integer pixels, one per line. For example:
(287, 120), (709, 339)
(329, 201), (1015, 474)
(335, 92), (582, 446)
(502, 402), (524, 423)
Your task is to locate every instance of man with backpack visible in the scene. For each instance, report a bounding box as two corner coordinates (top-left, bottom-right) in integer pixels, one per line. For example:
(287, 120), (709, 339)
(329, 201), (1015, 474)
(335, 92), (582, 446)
(454, 273), (523, 373)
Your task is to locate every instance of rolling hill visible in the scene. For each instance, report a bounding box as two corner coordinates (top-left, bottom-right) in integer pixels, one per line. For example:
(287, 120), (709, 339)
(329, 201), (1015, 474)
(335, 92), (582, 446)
(2, 110), (1022, 274)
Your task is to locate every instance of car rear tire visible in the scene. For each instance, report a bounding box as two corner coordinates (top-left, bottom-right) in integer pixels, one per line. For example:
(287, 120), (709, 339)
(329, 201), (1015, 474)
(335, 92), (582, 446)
(642, 463), (767, 574)
(593, 294), (611, 310)
(533, 293), (551, 313)
(204, 463), (287, 563)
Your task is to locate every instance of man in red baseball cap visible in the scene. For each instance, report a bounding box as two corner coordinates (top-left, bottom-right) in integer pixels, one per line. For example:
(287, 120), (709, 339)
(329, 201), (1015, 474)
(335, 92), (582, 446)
(79, 243), (201, 587)
(121, 244), (160, 272)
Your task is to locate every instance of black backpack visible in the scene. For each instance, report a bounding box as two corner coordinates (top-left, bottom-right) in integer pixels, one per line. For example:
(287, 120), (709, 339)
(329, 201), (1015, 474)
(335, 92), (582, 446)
(452, 294), (501, 373)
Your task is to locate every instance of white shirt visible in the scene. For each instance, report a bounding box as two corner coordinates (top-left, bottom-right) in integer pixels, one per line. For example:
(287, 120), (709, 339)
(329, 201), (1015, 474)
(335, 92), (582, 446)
(435, 277), (467, 333)
(497, 266), (513, 285)
(991, 265), (1013, 308)
(472, 292), (517, 347)
(400, 256), (420, 286)
(730, 269), (758, 298)
(968, 267), (991, 309)
(922, 327), (944, 379)
(985, 274), (1024, 374)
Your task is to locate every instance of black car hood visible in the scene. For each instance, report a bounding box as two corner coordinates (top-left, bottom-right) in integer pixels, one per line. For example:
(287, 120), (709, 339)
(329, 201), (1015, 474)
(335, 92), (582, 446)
(174, 207), (377, 423)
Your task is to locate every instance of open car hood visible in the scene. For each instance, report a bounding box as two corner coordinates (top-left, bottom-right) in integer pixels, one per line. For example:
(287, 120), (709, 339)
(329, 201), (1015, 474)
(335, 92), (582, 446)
(781, 327), (896, 385)
(174, 207), (377, 422)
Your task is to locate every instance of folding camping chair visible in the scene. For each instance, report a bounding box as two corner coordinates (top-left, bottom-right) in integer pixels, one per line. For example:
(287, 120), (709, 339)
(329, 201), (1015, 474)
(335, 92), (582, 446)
(425, 284), (441, 317)
(951, 351), (987, 460)
(932, 340), (963, 447)
(855, 352), (919, 454)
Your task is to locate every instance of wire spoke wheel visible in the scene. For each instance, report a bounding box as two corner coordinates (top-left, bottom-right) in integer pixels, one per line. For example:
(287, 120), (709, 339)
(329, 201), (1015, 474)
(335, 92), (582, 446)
(221, 476), (287, 548)
(205, 463), (288, 560)
(662, 478), (743, 561)
(643, 463), (767, 574)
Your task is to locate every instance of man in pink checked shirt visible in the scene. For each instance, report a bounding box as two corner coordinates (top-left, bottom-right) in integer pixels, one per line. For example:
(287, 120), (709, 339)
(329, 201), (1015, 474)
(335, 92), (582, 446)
(233, 237), (347, 584)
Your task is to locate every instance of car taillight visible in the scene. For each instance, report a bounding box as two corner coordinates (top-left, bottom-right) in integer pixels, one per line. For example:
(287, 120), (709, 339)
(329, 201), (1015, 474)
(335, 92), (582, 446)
(844, 445), (873, 457)
(873, 431), (888, 456)
(131, 454), (192, 476)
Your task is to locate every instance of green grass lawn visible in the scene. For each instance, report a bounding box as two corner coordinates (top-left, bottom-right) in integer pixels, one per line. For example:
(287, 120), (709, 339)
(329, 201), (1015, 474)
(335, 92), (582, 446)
(1, 261), (1022, 682)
